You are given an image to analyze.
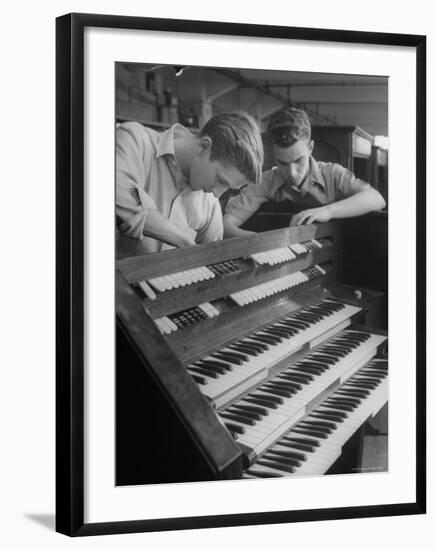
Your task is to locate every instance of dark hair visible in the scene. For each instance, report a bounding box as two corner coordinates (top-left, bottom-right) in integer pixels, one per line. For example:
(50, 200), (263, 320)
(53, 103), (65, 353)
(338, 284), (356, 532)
(267, 107), (311, 147)
(200, 112), (263, 185)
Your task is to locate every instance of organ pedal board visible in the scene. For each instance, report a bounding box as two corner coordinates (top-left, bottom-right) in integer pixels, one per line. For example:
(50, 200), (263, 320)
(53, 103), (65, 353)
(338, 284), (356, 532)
(116, 222), (388, 485)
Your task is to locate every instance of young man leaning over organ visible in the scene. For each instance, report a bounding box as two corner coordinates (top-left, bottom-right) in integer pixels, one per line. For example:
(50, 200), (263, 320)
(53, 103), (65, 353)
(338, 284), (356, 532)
(116, 112), (263, 255)
(223, 107), (386, 238)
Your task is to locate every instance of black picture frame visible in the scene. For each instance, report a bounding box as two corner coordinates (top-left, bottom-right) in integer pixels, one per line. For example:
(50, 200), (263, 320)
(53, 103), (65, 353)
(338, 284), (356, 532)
(56, 12), (426, 537)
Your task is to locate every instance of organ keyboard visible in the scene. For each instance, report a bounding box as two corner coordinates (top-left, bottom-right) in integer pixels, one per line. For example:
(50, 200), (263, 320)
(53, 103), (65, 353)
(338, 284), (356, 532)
(245, 357), (388, 478)
(116, 222), (388, 486)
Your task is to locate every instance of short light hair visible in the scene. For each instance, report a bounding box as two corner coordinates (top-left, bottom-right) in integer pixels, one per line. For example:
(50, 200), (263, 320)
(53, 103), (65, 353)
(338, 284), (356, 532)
(200, 112), (263, 185)
(267, 107), (312, 147)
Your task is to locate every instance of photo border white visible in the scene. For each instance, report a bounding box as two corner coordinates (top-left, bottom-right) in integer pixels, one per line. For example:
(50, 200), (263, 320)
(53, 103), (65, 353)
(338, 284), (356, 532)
(84, 27), (417, 524)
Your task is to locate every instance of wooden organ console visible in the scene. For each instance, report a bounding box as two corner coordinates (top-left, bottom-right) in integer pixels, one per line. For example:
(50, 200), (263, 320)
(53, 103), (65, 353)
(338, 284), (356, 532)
(116, 222), (388, 486)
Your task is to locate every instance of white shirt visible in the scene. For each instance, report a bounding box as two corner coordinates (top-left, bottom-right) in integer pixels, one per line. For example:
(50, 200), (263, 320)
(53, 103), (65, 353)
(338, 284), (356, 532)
(116, 121), (223, 254)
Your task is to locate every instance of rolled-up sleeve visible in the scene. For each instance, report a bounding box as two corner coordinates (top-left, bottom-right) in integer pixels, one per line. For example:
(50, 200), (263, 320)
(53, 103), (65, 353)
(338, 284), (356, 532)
(225, 172), (274, 225)
(196, 195), (224, 243)
(116, 124), (157, 239)
(331, 164), (371, 200)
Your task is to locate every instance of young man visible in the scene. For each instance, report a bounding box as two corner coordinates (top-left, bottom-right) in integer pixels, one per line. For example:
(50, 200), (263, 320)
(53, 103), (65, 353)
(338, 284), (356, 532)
(116, 112), (263, 254)
(223, 108), (386, 238)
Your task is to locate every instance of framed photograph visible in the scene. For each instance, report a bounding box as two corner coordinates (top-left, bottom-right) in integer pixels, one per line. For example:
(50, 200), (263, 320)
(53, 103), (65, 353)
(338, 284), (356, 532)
(56, 12), (426, 536)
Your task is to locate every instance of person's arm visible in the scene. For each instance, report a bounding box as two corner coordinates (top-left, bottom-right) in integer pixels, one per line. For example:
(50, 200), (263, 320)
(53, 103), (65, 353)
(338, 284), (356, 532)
(223, 213), (256, 237)
(195, 195), (224, 244)
(290, 187), (385, 225)
(290, 164), (385, 226)
(223, 174), (273, 238)
(116, 124), (196, 248)
(143, 210), (196, 247)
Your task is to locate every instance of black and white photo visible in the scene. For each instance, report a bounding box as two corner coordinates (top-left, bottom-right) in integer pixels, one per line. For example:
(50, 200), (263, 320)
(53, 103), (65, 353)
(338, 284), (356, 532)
(55, 13), (425, 536)
(115, 63), (389, 485)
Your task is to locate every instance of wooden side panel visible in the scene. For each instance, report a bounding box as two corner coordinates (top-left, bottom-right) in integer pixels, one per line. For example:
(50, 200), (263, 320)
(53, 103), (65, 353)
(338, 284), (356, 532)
(341, 212), (388, 293)
(116, 271), (242, 485)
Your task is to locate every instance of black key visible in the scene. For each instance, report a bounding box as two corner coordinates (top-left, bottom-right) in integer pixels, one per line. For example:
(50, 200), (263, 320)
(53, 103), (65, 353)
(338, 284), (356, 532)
(228, 406), (263, 422)
(258, 330), (284, 343)
(358, 369), (387, 382)
(338, 332), (368, 341)
(293, 365), (325, 375)
(224, 422), (245, 435)
(272, 323), (298, 335)
(316, 349), (346, 360)
(251, 333), (281, 345)
(233, 403), (269, 416)
(351, 374), (382, 383)
(281, 371), (313, 383)
(321, 345), (349, 357)
(336, 388), (369, 398)
(344, 381), (377, 390)
(327, 396), (361, 406)
(240, 339), (268, 352)
(243, 338), (269, 350)
(242, 396), (279, 410)
(331, 340), (360, 349)
(309, 305), (334, 314)
(212, 352), (244, 365)
(220, 349), (248, 360)
(172, 318), (185, 329)
(299, 420), (333, 433)
(343, 332), (370, 341)
(263, 327), (292, 338)
(362, 365), (388, 373)
(283, 435), (320, 448)
(306, 418), (338, 430)
(276, 375), (303, 390)
(323, 301), (344, 311)
(219, 412), (256, 426)
(189, 373), (207, 385)
(256, 458), (295, 474)
(192, 362), (226, 375)
(309, 354), (338, 364)
(196, 359), (232, 371)
(263, 452), (301, 468)
(246, 469), (283, 478)
(291, 427), (329, 439)
(252, 391), (284, 405)
(282, 319), (311, 329)
(187, 366), (219, 379)
(267, 379), (300, 392)
(321, 401), (354, 412)
(270, 448), (307, 462)
(294, 314), (318, 324)
(296, 361), (329, 371)
(261, 385), (294, 399)
(229, 343), (260, 356)
(298, 312), (324, 322)
(277, 440), (316, 453)
(311, 410), (345, 422)
(324, 402), (357, 414)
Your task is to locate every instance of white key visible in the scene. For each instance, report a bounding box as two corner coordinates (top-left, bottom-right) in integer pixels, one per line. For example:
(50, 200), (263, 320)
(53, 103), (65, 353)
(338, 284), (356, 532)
(228, 332), (386, 456)
(154, 317), (171, 335)
(148, 277), (168, 293)
(137, 280), (157, 300)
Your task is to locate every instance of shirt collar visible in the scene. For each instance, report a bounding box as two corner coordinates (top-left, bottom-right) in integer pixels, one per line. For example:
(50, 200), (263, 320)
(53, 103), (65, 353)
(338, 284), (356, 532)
(277, 156), (326, 193)
(308, 156), (326, 189)
(156, 123), (191, 158)
(156, 125), (177, 158)
(156, 124), (191, 189)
